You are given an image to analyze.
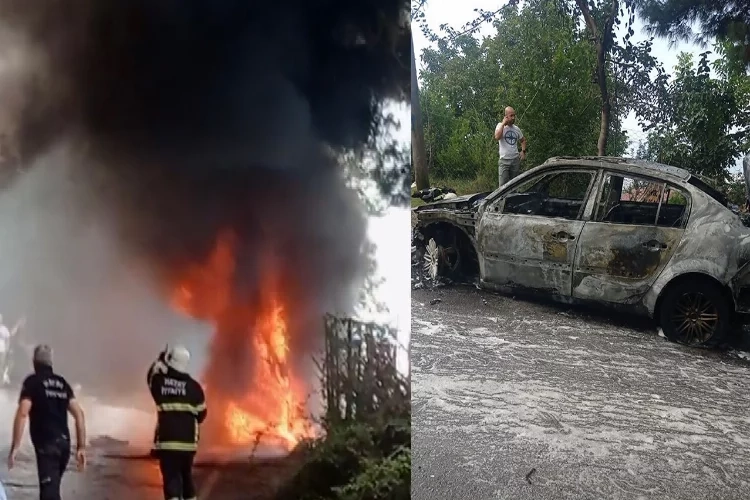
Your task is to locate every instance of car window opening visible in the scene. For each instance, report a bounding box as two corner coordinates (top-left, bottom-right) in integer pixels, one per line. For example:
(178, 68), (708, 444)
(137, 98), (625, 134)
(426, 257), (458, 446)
(502, 171), (594, 221)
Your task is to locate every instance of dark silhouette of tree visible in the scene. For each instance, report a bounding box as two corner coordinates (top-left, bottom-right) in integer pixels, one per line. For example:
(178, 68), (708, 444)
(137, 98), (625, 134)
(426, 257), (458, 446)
(637, 0), (750, 68)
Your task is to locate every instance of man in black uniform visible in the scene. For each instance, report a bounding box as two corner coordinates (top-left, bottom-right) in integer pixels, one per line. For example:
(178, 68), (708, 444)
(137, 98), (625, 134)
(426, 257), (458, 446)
(148, 344), (207, 500)
(6, 344), (87, 500)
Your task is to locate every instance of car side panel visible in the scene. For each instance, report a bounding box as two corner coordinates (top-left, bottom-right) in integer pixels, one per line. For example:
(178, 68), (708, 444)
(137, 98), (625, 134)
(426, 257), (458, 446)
(478, 213), (585, 295)
(641, 193), (750, 316)
(572, 224), (684, 304)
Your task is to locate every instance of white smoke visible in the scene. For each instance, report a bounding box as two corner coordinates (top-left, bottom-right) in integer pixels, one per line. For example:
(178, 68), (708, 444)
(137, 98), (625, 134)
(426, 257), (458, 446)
(0, 145), (212, 405)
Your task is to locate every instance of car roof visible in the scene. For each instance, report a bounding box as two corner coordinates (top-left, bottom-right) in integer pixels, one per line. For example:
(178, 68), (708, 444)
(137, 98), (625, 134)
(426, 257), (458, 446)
(542, 156), (691, 182)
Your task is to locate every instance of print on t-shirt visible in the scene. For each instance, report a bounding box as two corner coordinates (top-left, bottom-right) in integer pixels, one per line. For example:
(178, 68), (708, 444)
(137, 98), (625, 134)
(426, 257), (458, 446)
(497, 123), (523, 159)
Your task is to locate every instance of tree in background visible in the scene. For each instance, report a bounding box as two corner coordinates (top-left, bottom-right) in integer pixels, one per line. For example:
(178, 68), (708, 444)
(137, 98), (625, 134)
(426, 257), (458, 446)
(418, 0), (638, 190)
(568, 0), (669, 156)
(571, 0), (628, 155)
(415, 0), (746, 194)
(637, 0), (750, 68)
(489, 1), (603, 162)
(641, 49), (750, 185)
(410, 35), (430, 190)
(411, 0), (430, 190)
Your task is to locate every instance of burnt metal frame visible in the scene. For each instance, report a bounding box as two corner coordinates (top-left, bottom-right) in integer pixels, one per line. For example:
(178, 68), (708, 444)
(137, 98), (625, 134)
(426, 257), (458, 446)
(490, 167), (599, 222)
(591, 170), (692, 229)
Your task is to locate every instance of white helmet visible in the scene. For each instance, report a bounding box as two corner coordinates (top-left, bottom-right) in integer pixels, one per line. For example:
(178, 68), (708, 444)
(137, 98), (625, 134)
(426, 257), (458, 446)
(166, 345), (190, 373)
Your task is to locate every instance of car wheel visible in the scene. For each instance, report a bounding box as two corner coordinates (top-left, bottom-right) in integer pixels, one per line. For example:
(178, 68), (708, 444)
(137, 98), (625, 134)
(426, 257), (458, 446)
(423, 238), (440, 280)
(422, 237), (462, 281)
(659, 280), (730, 347)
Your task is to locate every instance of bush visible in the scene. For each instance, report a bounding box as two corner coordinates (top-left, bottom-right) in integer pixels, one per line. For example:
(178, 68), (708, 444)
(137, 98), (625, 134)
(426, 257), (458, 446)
(333, 448), (411, 500)
(275, 419), (411, 500)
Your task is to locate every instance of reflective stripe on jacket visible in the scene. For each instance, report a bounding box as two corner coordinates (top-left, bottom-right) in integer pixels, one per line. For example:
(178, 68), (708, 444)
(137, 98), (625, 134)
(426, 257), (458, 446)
(147, 363), (207, 452)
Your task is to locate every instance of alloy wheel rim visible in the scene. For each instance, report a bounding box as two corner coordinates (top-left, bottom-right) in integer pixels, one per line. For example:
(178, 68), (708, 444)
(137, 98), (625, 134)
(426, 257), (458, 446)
(423, 238), (440, 281)
(671, 292), (719, 345)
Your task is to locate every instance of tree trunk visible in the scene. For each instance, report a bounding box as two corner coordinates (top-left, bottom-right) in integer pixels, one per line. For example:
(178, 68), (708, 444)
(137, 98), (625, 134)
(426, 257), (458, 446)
(411, 36), (430, 190)
(575, 0), (616, 157)
(595, 41), (611, 156)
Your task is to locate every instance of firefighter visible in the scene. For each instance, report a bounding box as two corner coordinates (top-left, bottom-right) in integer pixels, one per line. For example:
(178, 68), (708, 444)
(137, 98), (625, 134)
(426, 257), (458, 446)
(147, 344), (207, 500)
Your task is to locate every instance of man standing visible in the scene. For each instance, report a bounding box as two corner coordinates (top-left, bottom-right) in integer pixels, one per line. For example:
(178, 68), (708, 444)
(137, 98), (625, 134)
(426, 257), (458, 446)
(494, 106), (528, 186)
(148, 344), (207, 500)
(7, 345), (87, 500)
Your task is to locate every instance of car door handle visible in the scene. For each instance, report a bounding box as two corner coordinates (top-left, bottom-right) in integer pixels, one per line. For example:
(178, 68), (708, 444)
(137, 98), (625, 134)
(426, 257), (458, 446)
(552, 231), (575, 242)
(642, 240), (667, 251)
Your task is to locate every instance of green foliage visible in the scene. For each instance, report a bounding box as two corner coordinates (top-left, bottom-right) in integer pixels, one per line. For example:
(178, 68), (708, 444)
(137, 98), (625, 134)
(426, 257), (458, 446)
(276, 420), (411, 500)
(332, 448), (411, 500)
(419, 0), (610, 185)
(642, 50), (750, 184)
(724, 172), (747, 206)
(490, 1), (606, 164)
(417, 0), (747, 193)
(669, 191), (688, 205)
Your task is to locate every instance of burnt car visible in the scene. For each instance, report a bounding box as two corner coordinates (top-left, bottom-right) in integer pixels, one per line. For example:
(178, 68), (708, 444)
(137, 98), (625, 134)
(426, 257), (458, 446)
(413, 156), (750, 347)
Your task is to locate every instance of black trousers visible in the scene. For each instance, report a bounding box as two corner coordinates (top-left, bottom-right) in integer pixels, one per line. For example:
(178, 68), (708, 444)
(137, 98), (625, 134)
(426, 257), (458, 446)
(158, 450), (196, 499)
(34, 438), (71, 500)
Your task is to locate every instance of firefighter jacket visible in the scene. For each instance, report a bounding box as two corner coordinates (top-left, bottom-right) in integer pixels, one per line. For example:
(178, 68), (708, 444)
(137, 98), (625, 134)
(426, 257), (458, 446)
(147, 362), (207, 453)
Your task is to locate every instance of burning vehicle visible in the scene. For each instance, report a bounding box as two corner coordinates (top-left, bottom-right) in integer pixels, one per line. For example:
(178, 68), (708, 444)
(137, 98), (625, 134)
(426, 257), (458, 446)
(413, 156), (750, 347)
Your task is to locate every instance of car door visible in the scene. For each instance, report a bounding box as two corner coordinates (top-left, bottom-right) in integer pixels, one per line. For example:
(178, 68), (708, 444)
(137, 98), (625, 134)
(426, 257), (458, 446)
(476, 168), (598, 297)
(571, 171), (689, 304)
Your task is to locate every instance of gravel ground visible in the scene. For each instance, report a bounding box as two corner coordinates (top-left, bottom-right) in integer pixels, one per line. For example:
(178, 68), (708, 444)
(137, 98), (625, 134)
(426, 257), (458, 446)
(412, 285), (750, 500)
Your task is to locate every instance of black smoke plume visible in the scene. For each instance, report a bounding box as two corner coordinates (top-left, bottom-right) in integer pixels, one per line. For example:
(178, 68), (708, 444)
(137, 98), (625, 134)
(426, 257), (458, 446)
(0, 1), (410, 400)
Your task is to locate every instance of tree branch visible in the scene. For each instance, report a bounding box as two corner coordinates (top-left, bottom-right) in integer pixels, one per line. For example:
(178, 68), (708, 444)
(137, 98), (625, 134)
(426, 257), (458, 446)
(574, 0), (599, 40)
(603, 0), (619, 50)
(411, 0), (427, 21)
(606, 58), (639, 69)
(447, 8), (504, 41)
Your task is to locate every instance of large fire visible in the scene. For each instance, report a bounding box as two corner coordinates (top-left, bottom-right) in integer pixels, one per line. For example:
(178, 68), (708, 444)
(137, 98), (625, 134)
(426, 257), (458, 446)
(170, 231), (315, 451)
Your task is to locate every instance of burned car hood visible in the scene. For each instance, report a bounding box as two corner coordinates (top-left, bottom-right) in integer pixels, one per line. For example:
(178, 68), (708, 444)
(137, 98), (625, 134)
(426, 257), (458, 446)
(414, 192), (491, 212)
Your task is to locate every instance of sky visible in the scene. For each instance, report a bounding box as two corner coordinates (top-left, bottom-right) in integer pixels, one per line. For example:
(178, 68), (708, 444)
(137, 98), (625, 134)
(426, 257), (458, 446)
(362, 100), (411, 374)
(412, 0), (742, 172)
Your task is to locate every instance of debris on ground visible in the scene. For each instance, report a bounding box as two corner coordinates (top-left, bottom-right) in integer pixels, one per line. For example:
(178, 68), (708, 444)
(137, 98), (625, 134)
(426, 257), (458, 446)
(430, 299), (442, 306)
(728, 350), (750, 361)
(411, 186), (457, 203)
(89, 436), (129, 448)
(525, 467), (536, 485)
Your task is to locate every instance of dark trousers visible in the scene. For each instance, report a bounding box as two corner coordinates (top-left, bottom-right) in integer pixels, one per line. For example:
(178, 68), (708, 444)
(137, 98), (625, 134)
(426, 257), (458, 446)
(34, 439), (71, 500)
(158, 450), (196, 499)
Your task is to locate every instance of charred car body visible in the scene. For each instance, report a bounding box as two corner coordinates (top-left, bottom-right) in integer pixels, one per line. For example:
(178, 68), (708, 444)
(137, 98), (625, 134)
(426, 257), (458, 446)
(413, 156), (750, 347)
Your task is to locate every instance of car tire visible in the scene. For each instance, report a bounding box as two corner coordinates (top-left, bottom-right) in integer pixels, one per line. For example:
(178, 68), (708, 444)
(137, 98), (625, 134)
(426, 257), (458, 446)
(659, 280), (730, 347)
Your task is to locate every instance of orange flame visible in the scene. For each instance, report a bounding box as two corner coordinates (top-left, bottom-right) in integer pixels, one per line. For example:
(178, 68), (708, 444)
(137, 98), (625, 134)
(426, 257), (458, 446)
(169, 230), (315, 450)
